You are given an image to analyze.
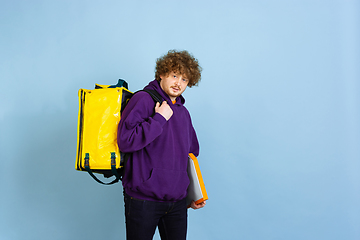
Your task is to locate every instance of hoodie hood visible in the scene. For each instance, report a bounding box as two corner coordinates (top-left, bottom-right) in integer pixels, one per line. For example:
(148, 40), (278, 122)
(144, 79), (185, 105)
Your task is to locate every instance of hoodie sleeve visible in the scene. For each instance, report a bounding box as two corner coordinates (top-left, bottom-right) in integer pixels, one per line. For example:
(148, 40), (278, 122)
(117, 91), (167, 152)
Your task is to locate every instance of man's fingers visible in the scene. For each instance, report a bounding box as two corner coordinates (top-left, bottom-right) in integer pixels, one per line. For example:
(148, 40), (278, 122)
(154, 100), (173, 121)
(190, 200), (206, 209)
(154, 102), (160, 111)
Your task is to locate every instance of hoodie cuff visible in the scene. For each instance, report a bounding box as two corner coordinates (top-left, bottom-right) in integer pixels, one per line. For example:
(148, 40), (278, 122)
(153, 113), (167, 126)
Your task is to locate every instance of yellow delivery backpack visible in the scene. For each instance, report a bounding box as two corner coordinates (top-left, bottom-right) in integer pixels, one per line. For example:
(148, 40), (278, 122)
(75, 79), (162, 185)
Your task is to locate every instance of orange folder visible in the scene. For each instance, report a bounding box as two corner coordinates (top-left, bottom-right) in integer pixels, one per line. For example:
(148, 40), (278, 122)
(186, 153), (208, 207)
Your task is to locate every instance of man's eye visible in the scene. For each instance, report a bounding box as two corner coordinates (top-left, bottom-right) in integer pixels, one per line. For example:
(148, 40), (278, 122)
(173, 75), (177, 78)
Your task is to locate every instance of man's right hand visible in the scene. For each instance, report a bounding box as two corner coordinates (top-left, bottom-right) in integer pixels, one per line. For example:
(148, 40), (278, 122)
(155, 101), (173, 121)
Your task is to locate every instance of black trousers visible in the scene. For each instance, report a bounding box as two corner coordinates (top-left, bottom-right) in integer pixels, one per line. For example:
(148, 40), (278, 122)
(124, 193), (188, 240)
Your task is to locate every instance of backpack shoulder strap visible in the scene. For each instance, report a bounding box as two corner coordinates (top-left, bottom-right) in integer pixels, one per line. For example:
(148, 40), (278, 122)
(140, 89), (163, 103)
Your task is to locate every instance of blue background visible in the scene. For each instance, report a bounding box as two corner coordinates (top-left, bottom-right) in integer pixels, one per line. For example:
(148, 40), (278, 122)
(1, 0), (359, 239)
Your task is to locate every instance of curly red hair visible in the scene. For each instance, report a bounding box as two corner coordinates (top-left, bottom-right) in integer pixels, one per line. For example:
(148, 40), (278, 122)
(155, 50), (202, 87)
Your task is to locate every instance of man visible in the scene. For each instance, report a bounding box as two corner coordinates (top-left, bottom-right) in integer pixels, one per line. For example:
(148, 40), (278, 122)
(118, 50), (206, 240)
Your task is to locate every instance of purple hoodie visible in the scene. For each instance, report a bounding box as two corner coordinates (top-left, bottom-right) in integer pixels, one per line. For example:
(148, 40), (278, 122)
(117, 80), (199, 202)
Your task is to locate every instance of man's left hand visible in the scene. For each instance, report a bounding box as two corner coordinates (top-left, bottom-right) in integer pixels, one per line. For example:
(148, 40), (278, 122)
(190, 200), (206, 209)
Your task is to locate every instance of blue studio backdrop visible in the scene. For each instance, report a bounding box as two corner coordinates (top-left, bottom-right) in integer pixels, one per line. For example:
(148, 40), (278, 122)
(1, 0), (359, 239)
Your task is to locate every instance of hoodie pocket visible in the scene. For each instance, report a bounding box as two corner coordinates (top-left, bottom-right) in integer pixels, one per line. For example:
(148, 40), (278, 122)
(135, 168), (190, 201)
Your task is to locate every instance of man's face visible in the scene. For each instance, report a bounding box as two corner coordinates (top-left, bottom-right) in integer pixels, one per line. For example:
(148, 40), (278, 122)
(159, 72), (189, 101)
